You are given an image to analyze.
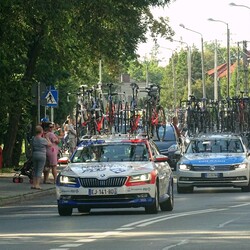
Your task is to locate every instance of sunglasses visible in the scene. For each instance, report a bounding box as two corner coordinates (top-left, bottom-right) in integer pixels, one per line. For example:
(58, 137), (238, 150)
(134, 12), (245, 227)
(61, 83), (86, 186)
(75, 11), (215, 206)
(49, 126), (53, 128)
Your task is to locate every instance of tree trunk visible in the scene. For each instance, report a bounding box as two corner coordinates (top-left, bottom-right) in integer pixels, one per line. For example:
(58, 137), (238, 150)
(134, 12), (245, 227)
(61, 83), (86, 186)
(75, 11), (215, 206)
(2, 107), (22, 167)
(2, 29), (43, 168)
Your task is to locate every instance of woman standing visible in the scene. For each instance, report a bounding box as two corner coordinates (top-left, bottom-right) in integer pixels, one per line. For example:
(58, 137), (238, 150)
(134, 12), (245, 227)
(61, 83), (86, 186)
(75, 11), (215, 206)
(31, 125), (52, 189)
(44, 123), (59, 184)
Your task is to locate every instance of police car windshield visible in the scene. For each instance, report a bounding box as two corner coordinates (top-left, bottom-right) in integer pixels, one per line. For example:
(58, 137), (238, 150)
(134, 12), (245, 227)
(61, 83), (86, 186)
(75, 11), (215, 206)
(72, 143), (149, 162)
(186, 139), (244, 154)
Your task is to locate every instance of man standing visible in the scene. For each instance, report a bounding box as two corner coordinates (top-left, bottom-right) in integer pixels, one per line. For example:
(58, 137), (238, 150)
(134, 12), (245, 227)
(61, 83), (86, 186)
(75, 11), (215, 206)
(67, 118), (77, 155)
(172, 116), (181, 141)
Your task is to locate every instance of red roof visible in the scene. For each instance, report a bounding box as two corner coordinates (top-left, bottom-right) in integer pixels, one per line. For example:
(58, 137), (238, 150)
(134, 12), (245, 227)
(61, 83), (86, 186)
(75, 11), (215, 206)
(207, 62), (237, 79)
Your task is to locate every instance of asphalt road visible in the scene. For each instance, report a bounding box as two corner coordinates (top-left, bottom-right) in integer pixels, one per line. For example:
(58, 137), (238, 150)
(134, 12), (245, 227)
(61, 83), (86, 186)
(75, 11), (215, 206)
(1, 185), (250, 250)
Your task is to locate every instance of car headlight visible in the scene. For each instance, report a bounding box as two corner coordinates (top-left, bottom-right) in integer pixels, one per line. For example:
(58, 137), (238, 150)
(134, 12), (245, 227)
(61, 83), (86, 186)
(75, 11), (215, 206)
(179, 164), (192, 170)
(126, 170), (157, 186)
(235, 163), (247, 169)
(130, 173), (151, 182)
(168, 144), (178, 152)
(59, 175), (77, 184)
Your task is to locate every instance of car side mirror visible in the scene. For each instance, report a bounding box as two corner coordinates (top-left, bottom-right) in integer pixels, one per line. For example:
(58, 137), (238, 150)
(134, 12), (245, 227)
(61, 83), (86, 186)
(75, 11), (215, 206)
(154, 155), (169, 162)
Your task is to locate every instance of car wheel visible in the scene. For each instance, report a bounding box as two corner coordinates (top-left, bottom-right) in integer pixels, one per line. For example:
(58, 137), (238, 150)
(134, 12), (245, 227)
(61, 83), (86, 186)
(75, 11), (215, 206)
(177, 183), (193, 193)
(160, 180), (174, 211)
(58, 205), (73, 216)
(145, 185), (159, 214)
(241, 181), (250, 192)
(78, 207), (91, 213)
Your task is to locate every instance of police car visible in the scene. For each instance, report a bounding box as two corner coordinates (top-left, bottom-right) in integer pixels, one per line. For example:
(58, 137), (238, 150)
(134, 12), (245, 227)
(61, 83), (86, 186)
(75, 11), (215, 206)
(176, 133), (250, 193)
(56, 134), (174, 216)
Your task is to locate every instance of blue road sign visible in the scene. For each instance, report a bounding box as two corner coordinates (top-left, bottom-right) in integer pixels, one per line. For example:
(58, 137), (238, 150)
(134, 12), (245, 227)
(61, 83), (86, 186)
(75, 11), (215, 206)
(45, 89), (58, 107)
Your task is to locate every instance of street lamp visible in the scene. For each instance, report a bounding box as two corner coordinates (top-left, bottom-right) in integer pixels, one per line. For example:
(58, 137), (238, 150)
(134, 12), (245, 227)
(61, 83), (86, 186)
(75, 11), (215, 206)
(208, 18), (230, 98)
(179, 24), (206, 99)
(170, 39), (192, 99)
(229, 2), (250, 10)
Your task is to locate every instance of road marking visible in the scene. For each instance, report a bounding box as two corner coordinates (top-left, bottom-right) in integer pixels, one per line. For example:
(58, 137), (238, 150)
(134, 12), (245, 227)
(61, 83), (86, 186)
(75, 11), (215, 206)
(122, 208), (227, 228)
(60, 244), (82, 247)
(162, 240), (189, 250)
(218, 219), (236, 228)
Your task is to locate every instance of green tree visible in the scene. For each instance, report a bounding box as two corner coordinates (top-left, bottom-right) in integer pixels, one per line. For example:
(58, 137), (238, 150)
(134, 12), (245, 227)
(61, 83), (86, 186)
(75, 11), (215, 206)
(0, 0), (174, 167)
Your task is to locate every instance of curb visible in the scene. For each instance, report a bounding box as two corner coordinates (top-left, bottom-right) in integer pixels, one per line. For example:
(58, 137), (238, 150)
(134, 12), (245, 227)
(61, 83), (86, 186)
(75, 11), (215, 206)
(0, 187), (56, 207)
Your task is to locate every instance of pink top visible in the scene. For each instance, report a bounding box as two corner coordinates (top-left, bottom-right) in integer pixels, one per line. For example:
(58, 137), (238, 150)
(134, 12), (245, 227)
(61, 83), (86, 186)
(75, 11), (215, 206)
(46, 131), (59, 166)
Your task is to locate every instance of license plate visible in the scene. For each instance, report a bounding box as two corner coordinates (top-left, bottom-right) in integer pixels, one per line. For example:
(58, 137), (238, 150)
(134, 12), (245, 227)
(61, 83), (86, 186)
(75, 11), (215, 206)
(88, 188), (117, 196)
(203, 173), (222, 178)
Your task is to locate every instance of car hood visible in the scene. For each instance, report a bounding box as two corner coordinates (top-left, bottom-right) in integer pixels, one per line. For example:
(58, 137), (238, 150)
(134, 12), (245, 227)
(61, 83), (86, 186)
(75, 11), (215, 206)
(60, 162), (154, 178)
(180, 153), (246, 165)
(155, 140), (177, 149)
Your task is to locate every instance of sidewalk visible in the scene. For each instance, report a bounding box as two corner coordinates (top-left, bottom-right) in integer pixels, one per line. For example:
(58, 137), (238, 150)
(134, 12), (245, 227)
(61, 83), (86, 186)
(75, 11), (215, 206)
(0, 164), (67, 207)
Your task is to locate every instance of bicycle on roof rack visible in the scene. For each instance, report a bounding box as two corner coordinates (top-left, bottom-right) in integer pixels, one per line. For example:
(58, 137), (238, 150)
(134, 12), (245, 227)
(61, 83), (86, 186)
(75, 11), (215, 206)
(80, 85), (105, 136)
(140, 84), (166, 141)
(128, 82), (141, 135)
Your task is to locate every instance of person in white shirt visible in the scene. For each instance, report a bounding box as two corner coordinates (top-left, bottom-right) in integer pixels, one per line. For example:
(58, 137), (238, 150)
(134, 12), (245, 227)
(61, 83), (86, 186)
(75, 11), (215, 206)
(67, 118), (77, 155)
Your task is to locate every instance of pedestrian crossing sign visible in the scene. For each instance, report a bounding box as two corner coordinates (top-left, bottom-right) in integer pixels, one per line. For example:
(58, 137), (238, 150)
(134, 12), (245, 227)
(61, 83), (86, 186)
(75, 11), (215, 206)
(45, 90), (58, 107)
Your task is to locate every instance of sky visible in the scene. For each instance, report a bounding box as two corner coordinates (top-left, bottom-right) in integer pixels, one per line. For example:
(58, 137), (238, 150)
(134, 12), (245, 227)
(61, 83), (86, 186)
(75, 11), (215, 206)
(137, 0), (250, 65)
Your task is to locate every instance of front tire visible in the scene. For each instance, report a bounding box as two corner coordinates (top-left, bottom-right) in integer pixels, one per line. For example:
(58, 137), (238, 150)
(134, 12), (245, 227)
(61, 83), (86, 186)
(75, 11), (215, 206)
(145, 186), (159, 214)
(241, 181), (250, 192)
(177, 183), (194, 193)
(58, 205), (73, 216)
(160, 180), (174, 211)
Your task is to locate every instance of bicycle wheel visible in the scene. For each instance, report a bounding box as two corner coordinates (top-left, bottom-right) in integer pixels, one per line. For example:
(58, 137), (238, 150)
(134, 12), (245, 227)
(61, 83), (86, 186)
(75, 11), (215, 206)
(156, 106), (166, 141)
(146, 106), (154, 139)
(117, 101), (124, 133)
(123, 102), (129, 134)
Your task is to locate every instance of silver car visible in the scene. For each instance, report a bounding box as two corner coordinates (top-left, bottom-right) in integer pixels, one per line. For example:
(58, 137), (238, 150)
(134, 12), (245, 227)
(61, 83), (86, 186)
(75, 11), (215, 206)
(176, 133), (250, 193)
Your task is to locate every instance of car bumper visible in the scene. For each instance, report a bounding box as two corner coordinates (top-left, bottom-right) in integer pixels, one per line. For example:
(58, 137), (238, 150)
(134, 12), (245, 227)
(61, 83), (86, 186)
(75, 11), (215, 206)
(177, 169), (249, 188)
(56, 184), (156, 208)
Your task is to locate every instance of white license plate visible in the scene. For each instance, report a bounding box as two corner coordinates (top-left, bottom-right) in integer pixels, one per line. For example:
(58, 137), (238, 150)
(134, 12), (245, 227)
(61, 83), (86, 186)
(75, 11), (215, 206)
(204, 173), (222, 178)
(88, 188), (117, 196)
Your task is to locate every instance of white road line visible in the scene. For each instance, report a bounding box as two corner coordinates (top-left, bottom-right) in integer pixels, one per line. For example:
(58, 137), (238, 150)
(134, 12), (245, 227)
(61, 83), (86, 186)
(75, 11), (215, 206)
(162, 240), (189, 250)
(122, 208), (227, 228)
(218, 219), (236, 228)
(60, 244), (82, 247)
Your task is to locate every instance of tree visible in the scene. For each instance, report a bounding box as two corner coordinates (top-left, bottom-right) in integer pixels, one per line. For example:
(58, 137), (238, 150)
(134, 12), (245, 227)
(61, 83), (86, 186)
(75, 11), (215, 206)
(0, 0), (174, 167)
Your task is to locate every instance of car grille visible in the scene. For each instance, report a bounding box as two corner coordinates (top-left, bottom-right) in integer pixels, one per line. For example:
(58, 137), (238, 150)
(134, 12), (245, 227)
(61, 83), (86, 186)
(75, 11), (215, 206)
(179, 176), (247, 182)
(79, 177), (127, 187)
(191, 165), (236, 171)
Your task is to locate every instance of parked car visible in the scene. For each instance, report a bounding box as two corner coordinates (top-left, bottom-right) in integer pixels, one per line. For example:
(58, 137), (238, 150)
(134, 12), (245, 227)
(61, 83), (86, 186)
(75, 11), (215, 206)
(56, 134), (174, 216)
(176, 133), (250, 193)
(154, 124), (185, 171)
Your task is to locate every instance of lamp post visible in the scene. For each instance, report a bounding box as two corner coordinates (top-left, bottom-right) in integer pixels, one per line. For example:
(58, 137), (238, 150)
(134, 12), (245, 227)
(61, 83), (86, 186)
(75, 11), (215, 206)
(208, 18), (230, 98)
(171, 39), (192, 99)
(179, 24), (206, 99)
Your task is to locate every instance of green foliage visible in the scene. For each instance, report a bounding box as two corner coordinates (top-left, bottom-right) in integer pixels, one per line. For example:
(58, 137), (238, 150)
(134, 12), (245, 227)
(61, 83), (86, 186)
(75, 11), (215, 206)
(0, 0), (174, 167)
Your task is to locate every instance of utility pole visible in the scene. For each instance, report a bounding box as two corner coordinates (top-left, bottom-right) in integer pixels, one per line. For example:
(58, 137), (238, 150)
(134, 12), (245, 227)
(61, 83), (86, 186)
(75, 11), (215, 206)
(243, 40), (249, 95)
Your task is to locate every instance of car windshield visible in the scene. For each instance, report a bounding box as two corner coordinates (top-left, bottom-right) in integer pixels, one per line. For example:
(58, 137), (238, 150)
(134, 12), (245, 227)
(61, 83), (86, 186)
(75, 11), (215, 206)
(71, 143), (149, 163)
(186, 138), (244, 153)
(157, 125), (176, 141)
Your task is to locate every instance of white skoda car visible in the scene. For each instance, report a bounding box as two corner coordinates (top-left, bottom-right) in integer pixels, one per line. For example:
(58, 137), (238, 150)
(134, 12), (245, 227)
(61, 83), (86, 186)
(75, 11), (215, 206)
(56, 135), (174, 216)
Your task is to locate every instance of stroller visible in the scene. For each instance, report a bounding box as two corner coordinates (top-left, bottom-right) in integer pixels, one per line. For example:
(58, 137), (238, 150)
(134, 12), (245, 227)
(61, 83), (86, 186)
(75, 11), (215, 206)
(13, 158), (33, 183)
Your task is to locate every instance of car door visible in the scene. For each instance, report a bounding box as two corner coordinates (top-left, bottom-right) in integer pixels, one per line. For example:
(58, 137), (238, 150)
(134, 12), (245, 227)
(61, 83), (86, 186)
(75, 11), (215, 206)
(150, 140), (171, 196)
